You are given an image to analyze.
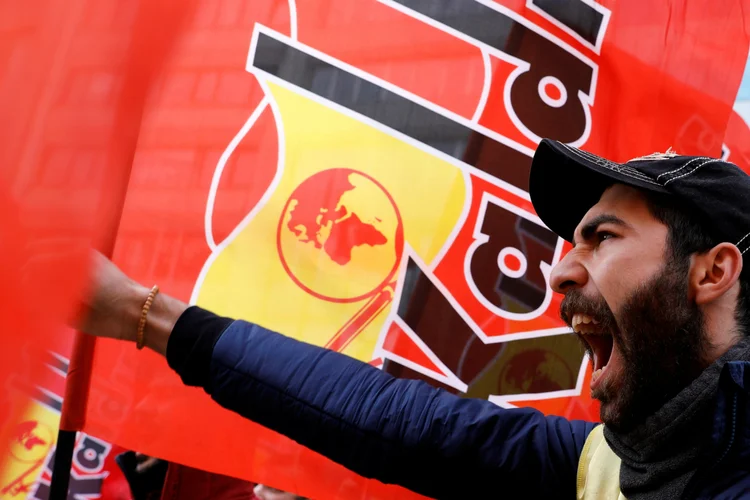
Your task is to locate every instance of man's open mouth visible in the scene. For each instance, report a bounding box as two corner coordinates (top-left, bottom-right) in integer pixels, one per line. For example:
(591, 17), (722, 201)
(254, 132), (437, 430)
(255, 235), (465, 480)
(571, 313), (616, 386)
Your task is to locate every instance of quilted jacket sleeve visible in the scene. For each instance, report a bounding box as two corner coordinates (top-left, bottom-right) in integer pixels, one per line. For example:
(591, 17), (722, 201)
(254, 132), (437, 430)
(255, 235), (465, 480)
(167, 306), (598, 498)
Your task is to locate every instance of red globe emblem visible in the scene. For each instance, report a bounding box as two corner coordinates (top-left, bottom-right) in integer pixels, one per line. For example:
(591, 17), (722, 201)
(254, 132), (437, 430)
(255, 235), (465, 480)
(277, 168), (404, 303)
(9, 420), (53, 464)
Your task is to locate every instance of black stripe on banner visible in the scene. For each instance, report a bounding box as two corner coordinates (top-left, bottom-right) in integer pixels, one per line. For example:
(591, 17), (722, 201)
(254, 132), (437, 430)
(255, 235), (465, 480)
(530, 0), (605, 47)
(48, 353), (69, 375)
(251, 32), (533, 192)
(34, 388), (63, 413)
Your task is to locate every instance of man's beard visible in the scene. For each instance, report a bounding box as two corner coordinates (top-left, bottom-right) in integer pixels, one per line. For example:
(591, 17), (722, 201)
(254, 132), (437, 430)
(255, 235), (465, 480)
(561, 257), (710, 433)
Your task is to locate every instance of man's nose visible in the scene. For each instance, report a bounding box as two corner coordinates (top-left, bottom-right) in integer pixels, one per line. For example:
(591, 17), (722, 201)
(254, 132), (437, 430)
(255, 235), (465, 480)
(550, 250), (588, 294)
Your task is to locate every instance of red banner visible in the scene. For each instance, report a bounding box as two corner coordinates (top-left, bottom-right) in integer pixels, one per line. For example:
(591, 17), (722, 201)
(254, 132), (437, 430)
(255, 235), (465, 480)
(0, 347), (132, 500)
(0, 0), (193, 497)
(724, 109), (750, 172)
(3, 1), (749, 499)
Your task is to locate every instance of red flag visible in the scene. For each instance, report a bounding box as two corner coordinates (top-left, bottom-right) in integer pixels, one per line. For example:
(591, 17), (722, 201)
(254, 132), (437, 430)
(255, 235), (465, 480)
(0, 0), (196, 495)
(5, 1), (748, 499)
(723, 110), (750, 173)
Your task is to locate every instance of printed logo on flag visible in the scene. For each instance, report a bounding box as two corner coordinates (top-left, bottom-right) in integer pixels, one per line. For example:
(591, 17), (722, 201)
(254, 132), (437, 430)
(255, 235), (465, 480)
(278, 168), (403, 303)
(10, 422), (53, 465)
(0, 353), (121, 500)
(97, 6), (647, 492)
(192, 16), (608, 398)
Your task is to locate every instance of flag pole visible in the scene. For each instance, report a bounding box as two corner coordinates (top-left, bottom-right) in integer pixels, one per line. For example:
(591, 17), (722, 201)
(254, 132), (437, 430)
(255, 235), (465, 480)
(47, 1), (194, 497)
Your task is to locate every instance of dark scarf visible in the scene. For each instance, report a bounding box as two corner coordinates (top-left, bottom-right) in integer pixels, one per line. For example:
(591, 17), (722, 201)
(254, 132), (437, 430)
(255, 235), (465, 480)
(603, 337), (750, 500)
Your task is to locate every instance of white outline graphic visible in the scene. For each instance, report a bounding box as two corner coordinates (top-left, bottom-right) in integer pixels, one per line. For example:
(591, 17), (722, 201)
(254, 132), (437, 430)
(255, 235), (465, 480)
(72, 436), (113, 474)
(490, 354), (589, 408)
(377, 0), (599, 147)
(722, 143), (731, 161)
(246, 25), (535, 202)
(376, 315), (469, 392)
(288, 0), (298, 40)
(455, 332), (509, 385)
(191, 79), (287, 304)
(374, 245), (575, 396)
(379, 245), (572, 348)
(50, 352), (70, 365)
(33, 387), (63, 415)
(538, 76), (567, 108)
(202, 7), (298, 254)
(463, 191), (565, 321)
(204, 98), (269, 251)
(525, 0), (611, 54)
(472, 50), (492, 124)
(44, 360), (68, 379)
(35, 463), (110, 500)
(497, 247), (527, 279)
(429, 172), (472, 273)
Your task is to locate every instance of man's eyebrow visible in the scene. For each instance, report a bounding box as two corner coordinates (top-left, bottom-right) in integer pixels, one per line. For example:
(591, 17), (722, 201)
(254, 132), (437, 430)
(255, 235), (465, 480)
(573, 214), (631, 247)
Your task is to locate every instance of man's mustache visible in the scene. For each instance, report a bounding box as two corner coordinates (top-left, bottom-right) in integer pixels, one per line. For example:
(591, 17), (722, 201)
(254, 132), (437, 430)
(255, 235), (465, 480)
(559, 290), (617, 332)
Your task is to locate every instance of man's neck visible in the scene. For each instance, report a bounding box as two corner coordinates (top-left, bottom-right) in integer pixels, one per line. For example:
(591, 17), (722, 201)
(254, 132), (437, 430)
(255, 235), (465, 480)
(702, 304), (743, 364)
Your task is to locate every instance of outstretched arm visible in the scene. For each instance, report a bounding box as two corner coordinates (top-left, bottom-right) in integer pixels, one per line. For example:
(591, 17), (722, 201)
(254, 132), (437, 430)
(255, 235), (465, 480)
(77, 254), (597, 498)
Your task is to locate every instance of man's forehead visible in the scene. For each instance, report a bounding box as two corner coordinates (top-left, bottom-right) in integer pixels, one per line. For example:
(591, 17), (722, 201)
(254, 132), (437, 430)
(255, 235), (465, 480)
(575, 184), (651, 232)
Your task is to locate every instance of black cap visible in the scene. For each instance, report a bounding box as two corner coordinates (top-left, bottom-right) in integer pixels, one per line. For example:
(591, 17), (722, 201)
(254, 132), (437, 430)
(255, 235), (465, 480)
(529, 139), (750, 258)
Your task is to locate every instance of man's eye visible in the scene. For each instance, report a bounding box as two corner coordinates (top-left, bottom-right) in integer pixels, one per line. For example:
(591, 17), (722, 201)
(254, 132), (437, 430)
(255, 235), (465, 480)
(596, 231), (615, 242)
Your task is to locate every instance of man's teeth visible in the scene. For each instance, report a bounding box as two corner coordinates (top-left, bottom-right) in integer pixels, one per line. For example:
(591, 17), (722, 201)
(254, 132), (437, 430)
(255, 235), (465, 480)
(571, 313), (601, 334)
(592, 365), (608, 383)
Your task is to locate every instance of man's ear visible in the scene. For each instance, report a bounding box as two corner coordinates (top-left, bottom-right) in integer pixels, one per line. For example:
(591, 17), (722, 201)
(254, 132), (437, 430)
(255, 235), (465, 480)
(690, 243), (743, 305)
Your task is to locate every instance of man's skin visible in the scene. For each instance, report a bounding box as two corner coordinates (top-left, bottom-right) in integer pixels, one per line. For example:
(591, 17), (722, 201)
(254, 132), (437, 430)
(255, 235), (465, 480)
(77, 184), (745, 433)
(549, 184), (743, 425)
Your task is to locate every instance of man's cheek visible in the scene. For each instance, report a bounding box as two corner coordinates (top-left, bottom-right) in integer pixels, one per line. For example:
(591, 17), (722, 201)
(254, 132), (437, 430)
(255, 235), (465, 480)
(589, 256), (638, 314)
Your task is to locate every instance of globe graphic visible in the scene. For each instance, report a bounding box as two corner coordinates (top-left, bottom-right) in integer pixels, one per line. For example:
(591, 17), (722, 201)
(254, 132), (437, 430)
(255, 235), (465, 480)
(277, 168), (404, 302)
(10, 420), (53, 464)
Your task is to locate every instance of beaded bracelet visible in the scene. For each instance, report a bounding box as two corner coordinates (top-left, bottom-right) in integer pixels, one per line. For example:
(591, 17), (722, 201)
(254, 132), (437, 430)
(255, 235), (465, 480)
(136, 285), (160, 350)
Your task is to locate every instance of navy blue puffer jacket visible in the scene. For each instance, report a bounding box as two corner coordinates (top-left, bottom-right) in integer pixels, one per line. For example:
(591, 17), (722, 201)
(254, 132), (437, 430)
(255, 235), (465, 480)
(167, 307), (750, 499)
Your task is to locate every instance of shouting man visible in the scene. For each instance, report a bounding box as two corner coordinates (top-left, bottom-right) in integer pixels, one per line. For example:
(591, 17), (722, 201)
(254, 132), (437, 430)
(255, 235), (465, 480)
(78, 140), (750, 499)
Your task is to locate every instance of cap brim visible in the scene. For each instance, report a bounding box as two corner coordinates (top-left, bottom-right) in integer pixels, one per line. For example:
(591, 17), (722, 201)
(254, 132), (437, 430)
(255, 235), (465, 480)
(529, 139), (669, 242)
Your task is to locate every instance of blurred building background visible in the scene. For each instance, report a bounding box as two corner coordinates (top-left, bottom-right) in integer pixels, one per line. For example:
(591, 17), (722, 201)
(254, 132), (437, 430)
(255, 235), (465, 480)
(734, 56), (750, 124)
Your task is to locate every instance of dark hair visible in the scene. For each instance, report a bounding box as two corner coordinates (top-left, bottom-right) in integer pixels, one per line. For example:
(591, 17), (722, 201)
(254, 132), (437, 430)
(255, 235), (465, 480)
(644, 192), (750, 335)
